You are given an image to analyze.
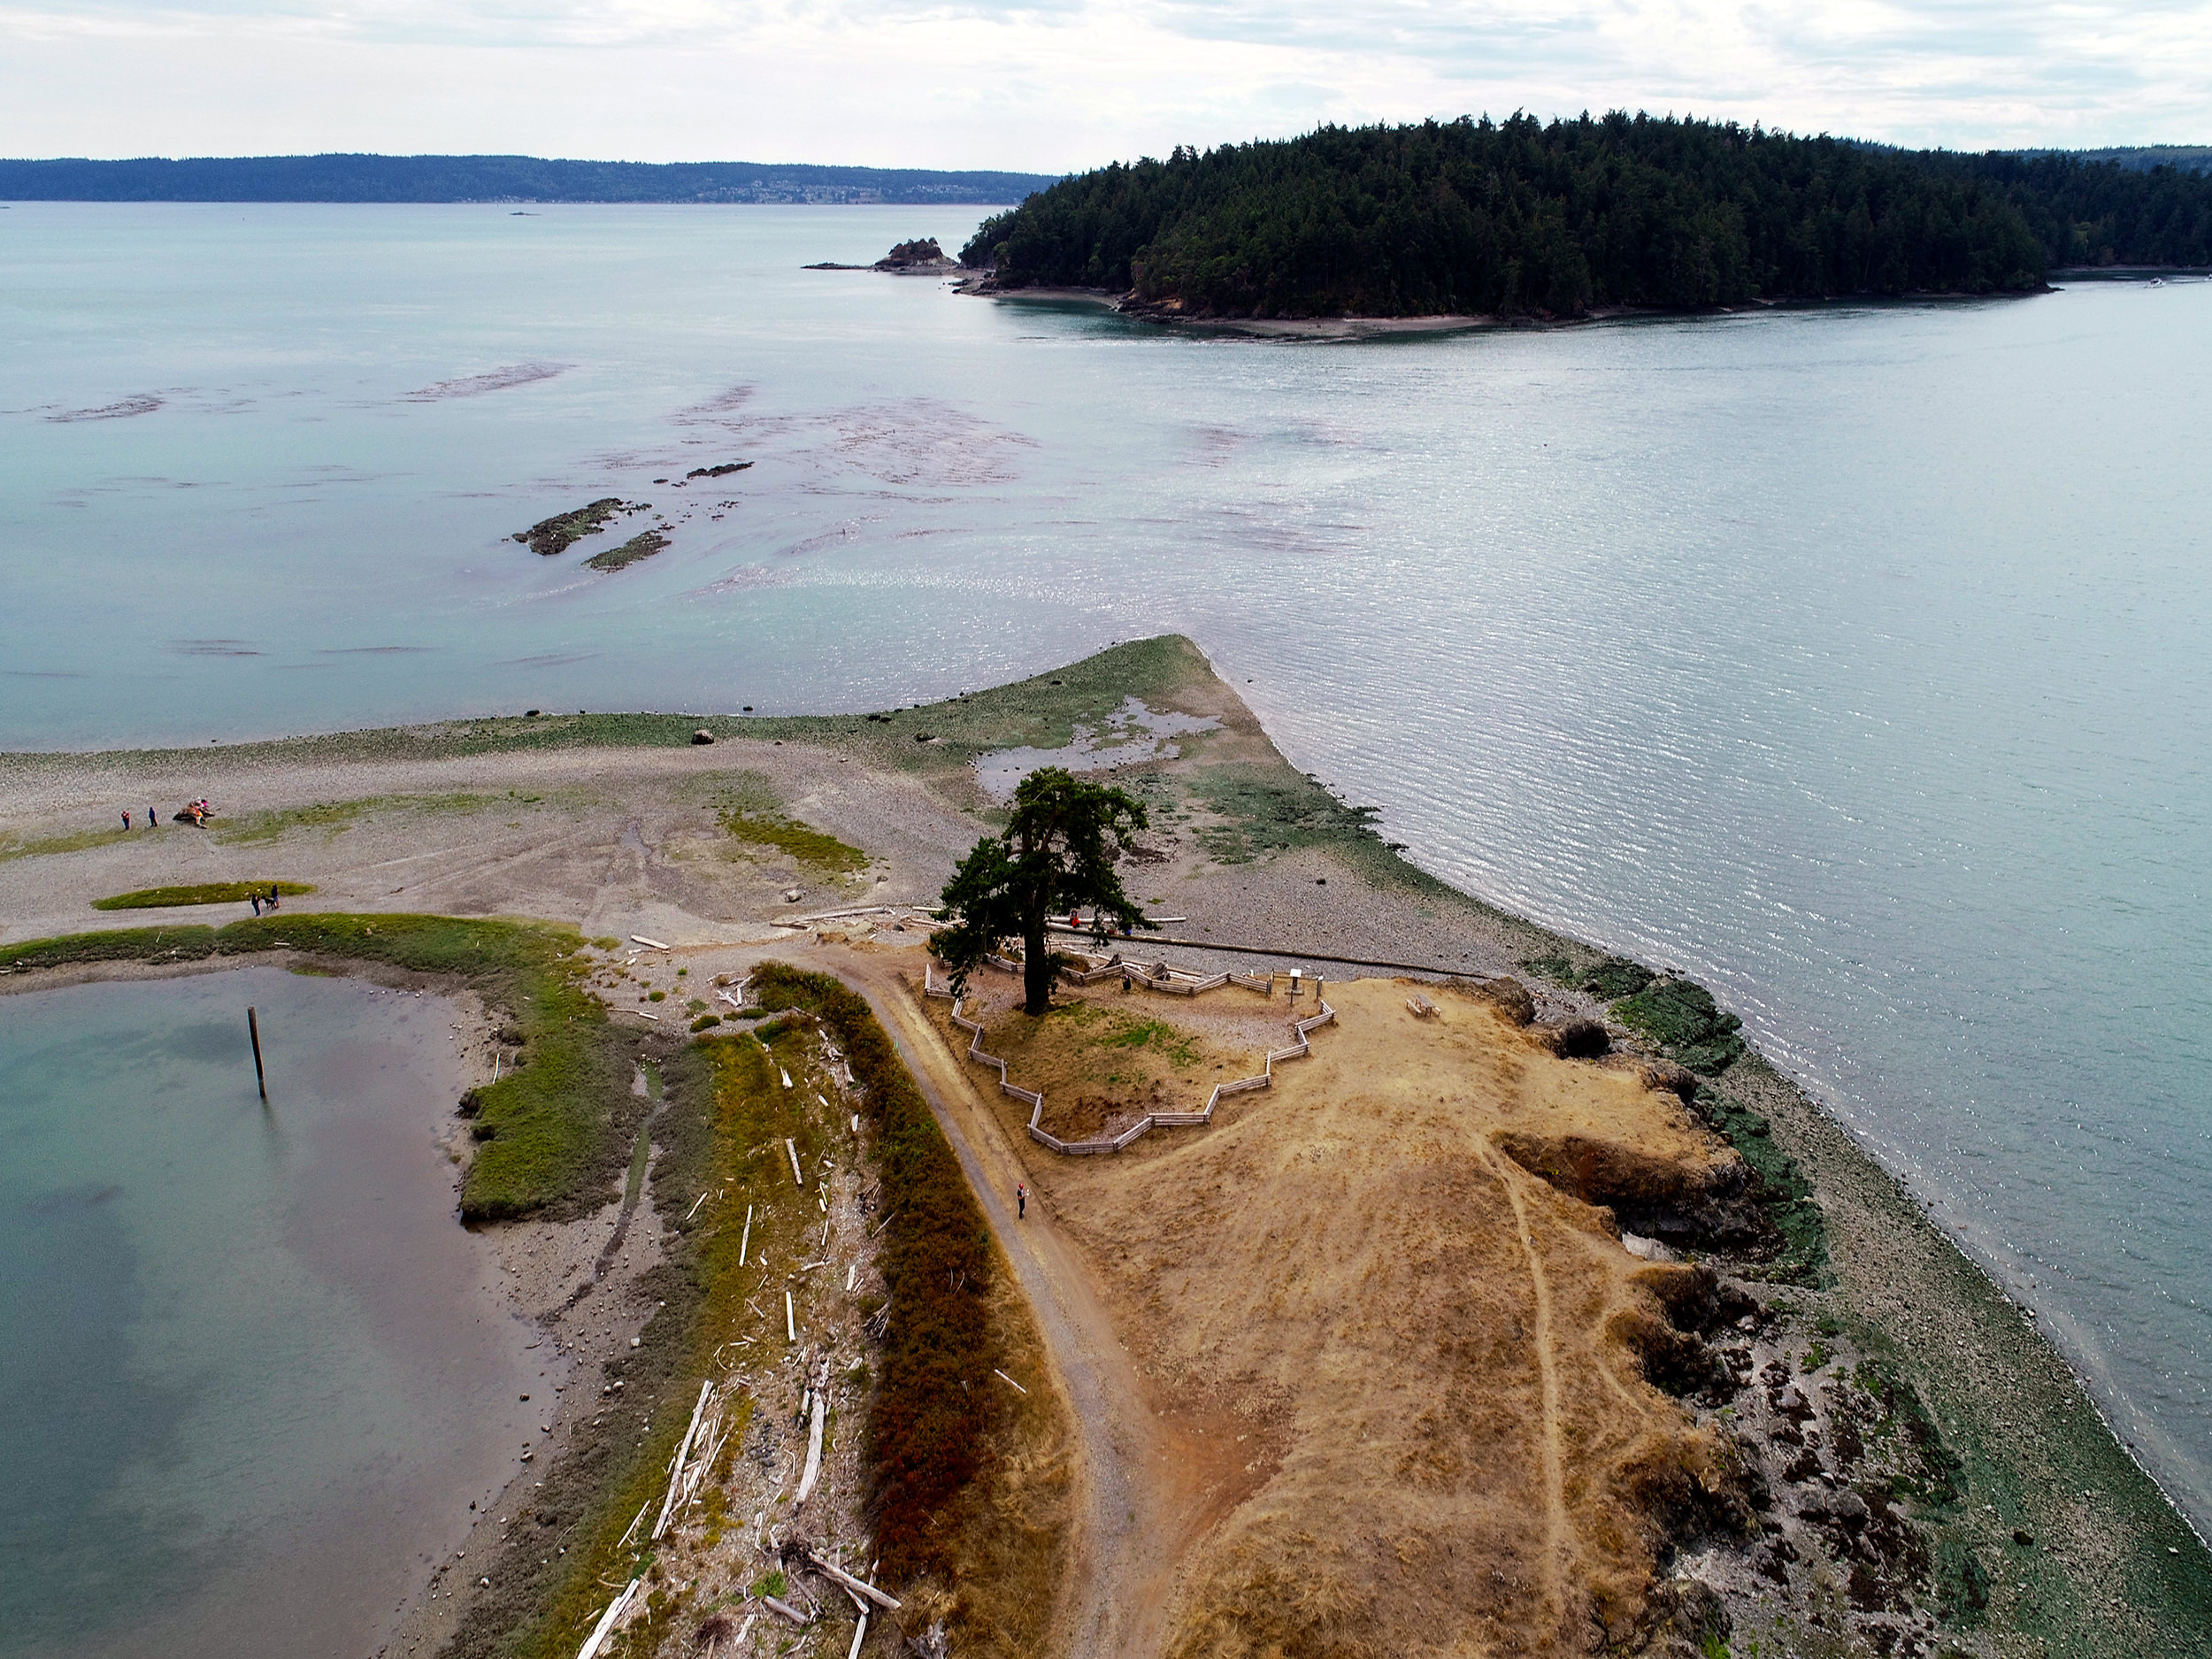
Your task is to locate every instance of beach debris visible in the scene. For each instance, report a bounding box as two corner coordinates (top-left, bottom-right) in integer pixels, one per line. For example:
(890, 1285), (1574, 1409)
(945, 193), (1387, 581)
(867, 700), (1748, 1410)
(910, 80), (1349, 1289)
(994, 1368), (1029, 1395)
(803, 1548), (902, 1610)
(795, 1371), (828, 1502)
(630, 934), (672, 950)
(785, 1290), (797, 1342)
(574, 1576), (644, 1658)
(787, 1139), (805, 1186)
(763, 1594), (811, 1625)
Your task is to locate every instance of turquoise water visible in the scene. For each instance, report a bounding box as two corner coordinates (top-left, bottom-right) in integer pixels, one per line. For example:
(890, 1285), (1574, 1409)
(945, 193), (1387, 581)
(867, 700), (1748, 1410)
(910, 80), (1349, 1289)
(3, 204), (2209, 1530)
(0, 968), (539, 1657)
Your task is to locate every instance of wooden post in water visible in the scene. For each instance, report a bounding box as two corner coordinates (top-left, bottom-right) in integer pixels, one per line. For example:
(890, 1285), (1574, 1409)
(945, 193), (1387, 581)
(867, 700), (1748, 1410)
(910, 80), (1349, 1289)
(247, 1006), (267, 1101)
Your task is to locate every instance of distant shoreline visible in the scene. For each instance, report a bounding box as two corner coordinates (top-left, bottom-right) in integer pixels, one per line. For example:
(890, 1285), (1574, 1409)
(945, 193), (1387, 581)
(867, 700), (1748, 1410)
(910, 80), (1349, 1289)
(968, 278), (2067, 337)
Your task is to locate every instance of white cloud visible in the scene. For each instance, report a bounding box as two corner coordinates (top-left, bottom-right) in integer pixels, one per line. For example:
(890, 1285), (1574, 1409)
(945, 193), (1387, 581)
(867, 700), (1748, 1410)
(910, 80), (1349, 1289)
(0, 0), (2204, 166)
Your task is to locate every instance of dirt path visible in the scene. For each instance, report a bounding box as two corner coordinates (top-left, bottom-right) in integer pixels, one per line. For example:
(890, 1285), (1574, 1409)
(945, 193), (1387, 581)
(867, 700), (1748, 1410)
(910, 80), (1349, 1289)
(833, 952), (1196, 1659)
(1481, 1142), (1571, 1645)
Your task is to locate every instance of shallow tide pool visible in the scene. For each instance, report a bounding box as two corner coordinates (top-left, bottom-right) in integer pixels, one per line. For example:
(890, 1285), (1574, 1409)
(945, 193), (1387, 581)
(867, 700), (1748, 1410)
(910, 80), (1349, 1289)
(0, 966), (541, 1659)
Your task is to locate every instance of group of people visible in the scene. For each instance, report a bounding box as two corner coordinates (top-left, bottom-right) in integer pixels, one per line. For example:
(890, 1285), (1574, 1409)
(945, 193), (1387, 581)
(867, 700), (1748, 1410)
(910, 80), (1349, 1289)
(250, 886), (282, 916)
(118, 797), (213, 831)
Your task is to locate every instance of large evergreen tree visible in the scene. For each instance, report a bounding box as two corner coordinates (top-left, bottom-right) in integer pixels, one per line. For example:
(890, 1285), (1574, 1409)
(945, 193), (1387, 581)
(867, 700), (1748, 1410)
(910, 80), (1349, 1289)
(935, 769), (1156, 1015)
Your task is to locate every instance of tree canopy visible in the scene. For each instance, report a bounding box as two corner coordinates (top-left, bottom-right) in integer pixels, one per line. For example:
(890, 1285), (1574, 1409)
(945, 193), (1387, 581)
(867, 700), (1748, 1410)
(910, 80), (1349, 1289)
(962, 114), (2212, 319)
(934, 768), (1155, 1015)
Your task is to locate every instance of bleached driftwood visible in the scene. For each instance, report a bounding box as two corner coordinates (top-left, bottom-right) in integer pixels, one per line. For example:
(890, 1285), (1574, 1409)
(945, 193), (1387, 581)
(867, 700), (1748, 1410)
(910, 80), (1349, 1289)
(630, 934), (671, 950)
(787, 1139), (805, 1186)
(994, 1368), (1028, 1395)
(574, 1578), (642, 1659)
(651, 1380), (715, 1540)
(785, 1290), (796, 1342)
(763, 1594), (811, 1624)
(739, 1203), (754, 1265)
(804, 1550), (902, 1611)
(847, 1611), (870, 1659)
(795, 1386), (827, 1502)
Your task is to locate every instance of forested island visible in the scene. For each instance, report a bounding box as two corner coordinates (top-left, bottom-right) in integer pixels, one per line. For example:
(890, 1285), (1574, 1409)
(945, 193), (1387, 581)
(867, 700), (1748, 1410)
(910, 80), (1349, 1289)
(960, 114), (2212, 319)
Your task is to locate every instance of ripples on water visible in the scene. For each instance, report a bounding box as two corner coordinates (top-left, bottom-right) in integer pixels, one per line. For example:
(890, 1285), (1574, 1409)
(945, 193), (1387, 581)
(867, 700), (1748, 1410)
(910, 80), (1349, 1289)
(4, 205), (2208, 1525)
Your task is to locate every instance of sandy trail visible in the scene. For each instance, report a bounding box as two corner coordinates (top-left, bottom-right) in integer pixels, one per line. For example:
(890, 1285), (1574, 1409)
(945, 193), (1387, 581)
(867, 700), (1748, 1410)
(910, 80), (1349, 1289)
(834, 950), (1194, 1659)
(1481, 1141), (1570, 1642)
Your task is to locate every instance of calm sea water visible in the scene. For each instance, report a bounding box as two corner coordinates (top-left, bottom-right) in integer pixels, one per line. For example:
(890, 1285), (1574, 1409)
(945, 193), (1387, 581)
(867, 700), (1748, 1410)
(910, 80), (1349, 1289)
(3, 204), (2208, 1529)
(0, 968), (540, 1657)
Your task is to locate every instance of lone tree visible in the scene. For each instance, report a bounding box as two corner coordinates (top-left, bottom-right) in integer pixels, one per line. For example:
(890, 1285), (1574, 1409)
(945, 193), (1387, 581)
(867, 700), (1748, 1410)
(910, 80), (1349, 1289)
(935, 767), (1156, 1015)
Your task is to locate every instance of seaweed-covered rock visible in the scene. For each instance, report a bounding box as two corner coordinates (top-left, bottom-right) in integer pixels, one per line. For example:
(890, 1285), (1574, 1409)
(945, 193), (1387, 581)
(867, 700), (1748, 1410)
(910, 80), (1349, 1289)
(1584, 954), (1655, 1000)
(512, 497), (626, 557)
(586, 530), (669, 572)
(1614, 978), (1745, 1074)
(876, 237), (950, 268)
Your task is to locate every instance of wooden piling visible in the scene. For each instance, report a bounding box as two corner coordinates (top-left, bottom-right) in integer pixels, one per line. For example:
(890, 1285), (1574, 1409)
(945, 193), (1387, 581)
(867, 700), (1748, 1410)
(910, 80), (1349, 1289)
(247, 1006), (266, 1100)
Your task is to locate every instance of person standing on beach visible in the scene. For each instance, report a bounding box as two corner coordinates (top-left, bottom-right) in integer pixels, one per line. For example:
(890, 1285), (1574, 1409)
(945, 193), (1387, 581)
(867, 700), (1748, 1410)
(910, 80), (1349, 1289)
(119, 810), (131, 831)
(250, 895), (262, 916)
(1017, 1183), (1027, 1219)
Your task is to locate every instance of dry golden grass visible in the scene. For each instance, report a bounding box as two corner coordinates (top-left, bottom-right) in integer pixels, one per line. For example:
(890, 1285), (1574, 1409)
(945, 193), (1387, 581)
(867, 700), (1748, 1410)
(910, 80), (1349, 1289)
(902, 1263), (1079, 1655)
(949, 976), (1754, 1657)
(957, 983), (1258, 1142)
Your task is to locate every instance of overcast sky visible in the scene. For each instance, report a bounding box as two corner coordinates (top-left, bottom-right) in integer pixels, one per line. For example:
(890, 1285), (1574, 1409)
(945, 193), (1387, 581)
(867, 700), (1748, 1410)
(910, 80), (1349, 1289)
(2, 0), (2205, 170)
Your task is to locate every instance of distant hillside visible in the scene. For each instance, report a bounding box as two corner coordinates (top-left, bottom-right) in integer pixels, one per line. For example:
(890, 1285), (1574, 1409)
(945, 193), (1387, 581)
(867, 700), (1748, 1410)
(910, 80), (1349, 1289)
(2021, 145), (2212, 175)
(0, 154), (1059, 205)
(963, 115), (2212, 319)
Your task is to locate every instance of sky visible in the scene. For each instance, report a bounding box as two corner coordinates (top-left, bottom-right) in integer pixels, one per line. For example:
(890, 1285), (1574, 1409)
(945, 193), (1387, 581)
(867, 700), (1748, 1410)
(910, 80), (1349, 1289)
(1, 0), (2206, 171)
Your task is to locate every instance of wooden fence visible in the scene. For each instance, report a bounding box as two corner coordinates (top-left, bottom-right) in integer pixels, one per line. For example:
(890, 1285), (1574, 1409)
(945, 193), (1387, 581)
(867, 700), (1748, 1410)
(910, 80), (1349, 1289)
(923, 963), (1335, 1156)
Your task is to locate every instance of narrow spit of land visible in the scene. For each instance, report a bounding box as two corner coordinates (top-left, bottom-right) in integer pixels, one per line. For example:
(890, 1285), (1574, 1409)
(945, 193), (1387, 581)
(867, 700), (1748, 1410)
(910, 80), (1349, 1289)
(4, 635), (2208, 1659)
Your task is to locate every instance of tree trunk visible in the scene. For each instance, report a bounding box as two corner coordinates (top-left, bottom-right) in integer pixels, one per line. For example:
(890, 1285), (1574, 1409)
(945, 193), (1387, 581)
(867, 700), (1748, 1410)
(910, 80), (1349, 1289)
(1023, 902), (1052, 1015)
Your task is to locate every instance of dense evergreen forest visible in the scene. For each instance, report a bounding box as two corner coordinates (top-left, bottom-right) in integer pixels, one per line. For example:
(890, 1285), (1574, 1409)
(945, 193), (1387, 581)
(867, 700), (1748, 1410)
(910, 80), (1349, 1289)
(0, 154), (1055, 204)
(961, 115), (2212, 318)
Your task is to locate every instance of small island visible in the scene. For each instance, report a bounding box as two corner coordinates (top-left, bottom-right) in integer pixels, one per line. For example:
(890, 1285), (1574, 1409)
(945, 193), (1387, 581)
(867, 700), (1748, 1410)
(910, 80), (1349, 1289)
(960, 113), (2212, 320)
(803, 236), (964, 274)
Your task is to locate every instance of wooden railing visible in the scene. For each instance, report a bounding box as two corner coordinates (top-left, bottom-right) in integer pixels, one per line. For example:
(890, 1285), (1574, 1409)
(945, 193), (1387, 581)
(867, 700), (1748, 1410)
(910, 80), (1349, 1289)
(923, 963), (1334, 1156)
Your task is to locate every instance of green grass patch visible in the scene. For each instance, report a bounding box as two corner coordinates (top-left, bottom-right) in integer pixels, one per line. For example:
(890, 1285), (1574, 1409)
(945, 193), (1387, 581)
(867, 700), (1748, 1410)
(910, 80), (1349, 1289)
(1099, 1015), (1200, 1067)
(720, 810), (868, 874)
(0, 826), (130, 864)
(93, 880), (314, 910)
(211, 791), (489, 845)
(1, 925), (219, 972)
(751, 963), (1004, 1583)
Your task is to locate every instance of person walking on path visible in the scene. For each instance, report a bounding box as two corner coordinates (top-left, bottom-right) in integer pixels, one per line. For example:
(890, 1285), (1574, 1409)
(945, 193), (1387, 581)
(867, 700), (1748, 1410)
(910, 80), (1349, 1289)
(250, 895), (262, 916)
(266, 884), (281, 912)
(1017, 1183), (1027, 1220)
(147, 806), (157, 827)
(119, 810), (131, 831)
